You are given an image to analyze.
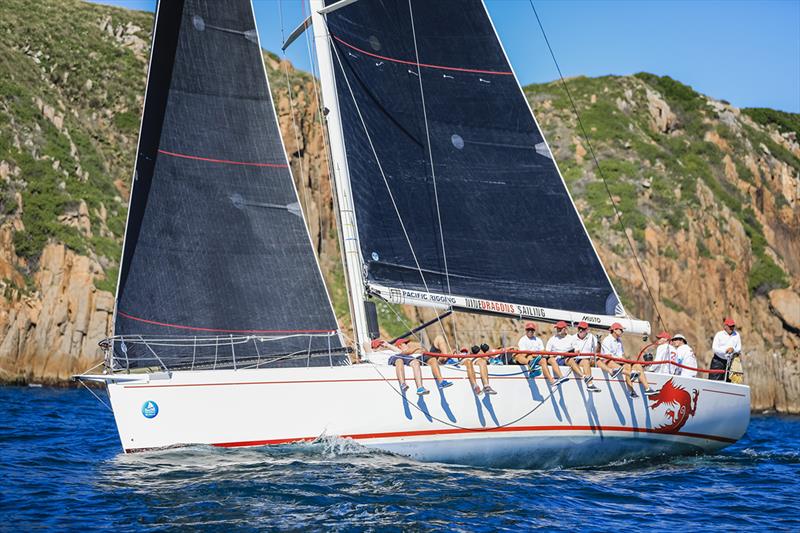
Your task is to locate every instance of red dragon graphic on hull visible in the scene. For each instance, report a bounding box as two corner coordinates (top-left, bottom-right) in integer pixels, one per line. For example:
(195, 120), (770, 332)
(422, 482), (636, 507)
(649, 379), (699, 433)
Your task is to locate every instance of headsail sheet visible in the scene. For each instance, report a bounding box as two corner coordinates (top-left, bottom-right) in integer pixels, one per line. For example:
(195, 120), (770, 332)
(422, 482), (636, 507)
(115, 0), (345, 368)
(324, 0), (624, 318)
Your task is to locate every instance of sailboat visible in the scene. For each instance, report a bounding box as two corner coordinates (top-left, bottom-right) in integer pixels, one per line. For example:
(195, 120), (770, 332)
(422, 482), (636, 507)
(76, 0), (750, 467)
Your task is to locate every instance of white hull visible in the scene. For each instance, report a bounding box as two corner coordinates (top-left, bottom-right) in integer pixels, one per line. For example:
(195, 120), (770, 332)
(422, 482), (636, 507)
(102, 364), (750, 468)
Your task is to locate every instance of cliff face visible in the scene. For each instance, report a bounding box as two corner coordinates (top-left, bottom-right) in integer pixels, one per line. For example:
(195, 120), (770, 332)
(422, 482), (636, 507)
(0, 1), (797, 412)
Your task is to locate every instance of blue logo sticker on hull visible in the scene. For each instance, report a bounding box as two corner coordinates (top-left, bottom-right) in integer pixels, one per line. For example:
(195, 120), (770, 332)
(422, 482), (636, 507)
(141, 401), (159, 419)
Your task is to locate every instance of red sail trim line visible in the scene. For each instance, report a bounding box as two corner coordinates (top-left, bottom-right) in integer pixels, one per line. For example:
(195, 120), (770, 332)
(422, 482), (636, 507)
(158, 149), (288, 168)
(332, 35), (514, 76)
(210, 425), (736, 448)
(116, 311), (335, 334)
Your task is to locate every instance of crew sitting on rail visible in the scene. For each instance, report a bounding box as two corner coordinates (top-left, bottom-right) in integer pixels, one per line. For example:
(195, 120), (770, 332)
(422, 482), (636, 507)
(670, 334), (697, 378)
(465, 344), (495, 396)
(420, 335), (454, 389)
(598, 323), (658, 397)
(371, 338), (427, 395)
(512, 322), (543, 374)
(542, 321), (574, 391)
(710, 317), (742, 382)
(568, 321), (601, 393)
(651, 331), (676, 374)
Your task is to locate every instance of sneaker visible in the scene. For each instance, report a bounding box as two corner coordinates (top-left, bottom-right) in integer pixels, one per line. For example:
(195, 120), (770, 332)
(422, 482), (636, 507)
(630, 389), (639, 398)
(483, 386), (497, 395)
(555, 376), (570, 386)
(400, 383), (409, 393)
(610, 367), (623, 379)
(644, 387), (658, 396)
(631, 371), (640, 382)
(529, 367), (543, 379)
(439, 380), (453, 389)
(417, 387), (429, 396)
(587, 382), (602, 393)
(531, 355), (542, 368)
(473, 384), (482, 395)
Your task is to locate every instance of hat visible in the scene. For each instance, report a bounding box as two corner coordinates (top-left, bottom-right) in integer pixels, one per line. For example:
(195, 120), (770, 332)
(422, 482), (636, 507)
(723, 317), (736, 327)
(671, 333), (687, 342)
(555, 320), (568, 329)
(395, 338), (409, 346)
(577, 321), (589, 329)
(656, 331), (671, 339)
(610, 322), (624, 331)
(524, 322), (537, 330)
(370, 339), (384, 349)
(460, 346), (469, 353)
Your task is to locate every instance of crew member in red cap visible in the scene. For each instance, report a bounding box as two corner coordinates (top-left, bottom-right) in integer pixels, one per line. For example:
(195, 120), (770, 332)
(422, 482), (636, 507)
(512, 322), (544, 373)
(599, 323), (657, 397)
(711, 317), (742, 381)
(567, 321), (601, 392)
(651, 331), (676, 374)
(542, 321), (574, 391)
(383, 338), (427, 395)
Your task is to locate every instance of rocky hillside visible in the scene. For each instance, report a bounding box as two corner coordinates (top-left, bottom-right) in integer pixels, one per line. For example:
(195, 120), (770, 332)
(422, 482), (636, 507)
(0, 1), (797, 413)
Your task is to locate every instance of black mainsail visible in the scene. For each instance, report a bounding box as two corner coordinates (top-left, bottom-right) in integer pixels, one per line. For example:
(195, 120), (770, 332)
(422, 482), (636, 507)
(114, 0), (346, 369)
(319, 0), (639, 330)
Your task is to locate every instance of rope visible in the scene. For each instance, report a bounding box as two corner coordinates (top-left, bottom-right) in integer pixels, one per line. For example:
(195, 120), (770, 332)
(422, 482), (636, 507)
(324, 23), (450, 342)
(414, 348), (724, 374)
(527, 1), (668, 333)
(407, 0), (453, 353)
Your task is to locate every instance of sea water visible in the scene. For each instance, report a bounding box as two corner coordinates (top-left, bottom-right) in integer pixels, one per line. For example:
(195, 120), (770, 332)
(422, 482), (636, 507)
(1, 386), (798, 531)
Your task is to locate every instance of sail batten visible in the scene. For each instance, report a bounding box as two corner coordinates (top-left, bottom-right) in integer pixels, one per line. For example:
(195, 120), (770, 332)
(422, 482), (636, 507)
(115, 0), (346, 369)
(322, 0), (638, 326)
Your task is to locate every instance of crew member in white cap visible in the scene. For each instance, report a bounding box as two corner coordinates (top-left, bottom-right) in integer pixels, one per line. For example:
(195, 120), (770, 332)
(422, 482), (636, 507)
(710, 317), (742, 381)
(670, 334), (697, 378)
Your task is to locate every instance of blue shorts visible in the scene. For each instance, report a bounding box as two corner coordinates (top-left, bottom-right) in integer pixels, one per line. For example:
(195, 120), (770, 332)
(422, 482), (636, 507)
(388, 354), (418, 366)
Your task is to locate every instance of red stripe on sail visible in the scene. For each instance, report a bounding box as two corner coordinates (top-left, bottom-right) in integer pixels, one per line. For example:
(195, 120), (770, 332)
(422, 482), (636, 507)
(332, 35), (514, 76)
(158, 149), (288, 168)
(116, 311), (335, 334)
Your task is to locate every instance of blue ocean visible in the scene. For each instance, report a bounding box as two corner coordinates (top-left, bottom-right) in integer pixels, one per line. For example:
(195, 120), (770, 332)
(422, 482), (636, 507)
(1, 386), (798, 531)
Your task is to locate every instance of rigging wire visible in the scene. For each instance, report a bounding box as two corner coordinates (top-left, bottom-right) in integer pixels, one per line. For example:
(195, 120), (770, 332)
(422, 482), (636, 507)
(278, 0), (311, 215)
(323, 20), (451, 344)
(528, 0), (668, 333)
(407, 0), (455, 352)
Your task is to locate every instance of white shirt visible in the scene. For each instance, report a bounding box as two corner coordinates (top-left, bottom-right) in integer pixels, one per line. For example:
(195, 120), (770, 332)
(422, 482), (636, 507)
(712, 330), (742, 360)
(601, 334), (624, 358)
(571, 333), (598, 354)
(546, 334), (574, 353)
(652, 343), (676, 374)
(518, 335), (544, 352)
(674, 344), (697, 378)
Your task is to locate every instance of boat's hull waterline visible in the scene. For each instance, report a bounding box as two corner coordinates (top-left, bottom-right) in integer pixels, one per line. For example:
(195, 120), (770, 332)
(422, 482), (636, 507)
(98, 365), (750, 467)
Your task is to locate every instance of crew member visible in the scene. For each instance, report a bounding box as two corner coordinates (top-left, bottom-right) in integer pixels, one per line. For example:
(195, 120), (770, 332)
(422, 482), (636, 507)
(372, 338), (426, 395)
(599, 323), (657, 397)
(651, 331), (675, 374)
(569, 321), (601, 392)
(465, 344), (495, 395)
(513, 322), (544, 376)
(671, 334), (697, 378)
(710, 317), (742, 382)
(543, 321), (575, 391)
(420, 335), (454, 389)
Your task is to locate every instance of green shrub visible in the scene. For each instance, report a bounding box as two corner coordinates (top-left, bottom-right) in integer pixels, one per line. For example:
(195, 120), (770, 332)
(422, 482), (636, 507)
(748, 255), (788, 295)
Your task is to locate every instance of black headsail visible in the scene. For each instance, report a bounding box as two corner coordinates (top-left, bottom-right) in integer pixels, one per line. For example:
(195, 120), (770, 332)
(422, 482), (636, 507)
(114, 0), (346, 369)
(322, 0), (632, 325)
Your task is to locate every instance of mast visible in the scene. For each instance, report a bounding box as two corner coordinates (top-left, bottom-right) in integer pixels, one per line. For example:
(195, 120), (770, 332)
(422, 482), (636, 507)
(310, 0), (371, 356)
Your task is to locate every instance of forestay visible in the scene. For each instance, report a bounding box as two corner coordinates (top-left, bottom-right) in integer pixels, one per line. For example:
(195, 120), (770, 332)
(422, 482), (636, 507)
(322, 0), (633, 325)
(114, 0), (346, 369)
